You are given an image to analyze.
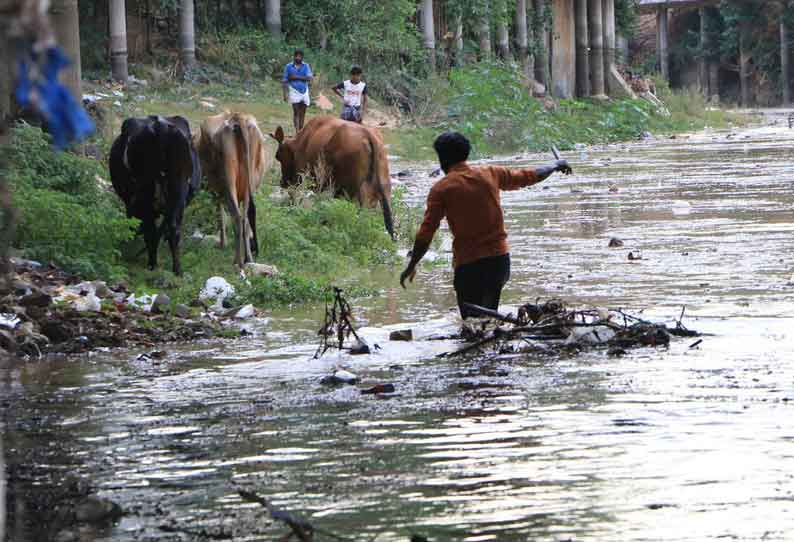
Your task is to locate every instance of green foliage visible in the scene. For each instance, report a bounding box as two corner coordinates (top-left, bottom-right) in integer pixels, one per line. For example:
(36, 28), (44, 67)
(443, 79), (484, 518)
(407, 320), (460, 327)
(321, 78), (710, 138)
(4, 125), (138, 279)
(441, 61), (740, 156)
(615, 0), (639, 39)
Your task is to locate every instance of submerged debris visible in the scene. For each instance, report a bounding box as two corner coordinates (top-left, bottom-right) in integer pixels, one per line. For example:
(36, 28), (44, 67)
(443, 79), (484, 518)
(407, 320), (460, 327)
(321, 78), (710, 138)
(438, 299), (701, 358)
(315, 287), (365, 358)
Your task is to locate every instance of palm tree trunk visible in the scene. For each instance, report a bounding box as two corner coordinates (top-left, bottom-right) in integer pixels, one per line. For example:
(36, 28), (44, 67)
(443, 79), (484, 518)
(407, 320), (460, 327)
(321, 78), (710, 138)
(180, 0), (196, 68)
(110, 0), (129, 82)
(421, 0), (436, 70)
(515, 0), (529, 74)
(496, 21), (510, 59)
(265, 0), (281, 39)
(51, 0), (82, 100)
(479, 2), (492, 59)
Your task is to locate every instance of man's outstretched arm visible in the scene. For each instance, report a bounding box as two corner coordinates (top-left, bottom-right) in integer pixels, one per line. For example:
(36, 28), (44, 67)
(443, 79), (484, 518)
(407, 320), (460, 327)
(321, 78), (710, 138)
(494, 160), (573, 191)
(401, 187), (445, 288)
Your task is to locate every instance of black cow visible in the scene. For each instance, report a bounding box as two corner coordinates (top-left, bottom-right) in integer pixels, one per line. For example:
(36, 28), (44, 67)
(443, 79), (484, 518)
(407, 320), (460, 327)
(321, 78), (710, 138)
(109, 115), (201, 275)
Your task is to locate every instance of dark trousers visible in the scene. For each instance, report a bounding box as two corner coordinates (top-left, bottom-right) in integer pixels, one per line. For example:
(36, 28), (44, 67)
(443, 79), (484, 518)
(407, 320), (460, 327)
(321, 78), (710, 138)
(453, 253), (511, 319)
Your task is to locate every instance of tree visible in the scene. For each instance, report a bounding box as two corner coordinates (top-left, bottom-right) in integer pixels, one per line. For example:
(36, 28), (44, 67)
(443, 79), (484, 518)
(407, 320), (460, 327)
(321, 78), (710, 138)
(478, 1), (492, 59)
(515, 0), (530, 73)
(420, 0), (436, 69)
(179, 0), (196, 68)
(110, 0), (129, 82)
(266, 0), (282, 39)
(50, 0), (82, 100)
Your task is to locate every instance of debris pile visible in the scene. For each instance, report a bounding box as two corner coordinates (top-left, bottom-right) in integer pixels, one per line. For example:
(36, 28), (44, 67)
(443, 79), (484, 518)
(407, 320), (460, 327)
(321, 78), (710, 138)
(0, 259), (254, 358)
(439, 299), (700, 358)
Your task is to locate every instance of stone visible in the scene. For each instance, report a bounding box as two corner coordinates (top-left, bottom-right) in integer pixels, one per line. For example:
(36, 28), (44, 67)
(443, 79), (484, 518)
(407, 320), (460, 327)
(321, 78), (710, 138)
(350, 338), (371, 355)
(20, 291), (52, 307)
(150, 293), (171, 314)
(389, 329), (413, 341)
(320, 369), (358, 386)
(360, 383), (396, 395)
(0, 329), (16, 352)
(92, 281), (112, 298)
(174, 304), (191, 319)
(74, 293), (102, 313)
(74, 496), (122, 523)
(245, 263), (279, 278)
(608, 238), (624, 248)
(628, 251), (643, 261)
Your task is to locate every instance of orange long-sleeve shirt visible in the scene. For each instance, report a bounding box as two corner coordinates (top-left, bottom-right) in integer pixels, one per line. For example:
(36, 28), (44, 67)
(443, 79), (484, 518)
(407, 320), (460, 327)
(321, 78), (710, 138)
(415, 162), (540, 269)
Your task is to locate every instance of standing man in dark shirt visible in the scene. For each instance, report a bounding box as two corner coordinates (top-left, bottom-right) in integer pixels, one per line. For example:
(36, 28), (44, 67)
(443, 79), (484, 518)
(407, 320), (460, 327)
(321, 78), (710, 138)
(282, 50), (313, 133)
(400, 132), (572, 318)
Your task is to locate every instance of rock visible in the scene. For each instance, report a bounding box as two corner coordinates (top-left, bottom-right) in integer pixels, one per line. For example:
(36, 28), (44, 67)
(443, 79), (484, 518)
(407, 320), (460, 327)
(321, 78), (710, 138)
(245, 262), (279, 278)
(151, 293), (171, 314)
(608, 347), (627, 357)
(234, 304), (255, 319)
(608, 184), (619, 193)
(320, 369), (358, 386)
(9, 257), (42, 269)
(389, 329), (413, 341)
(74, 496), (122, 523)
(397, 169), (413, 178)
(199, 277), (235, 308)
(12, 279), (35, 297)
(20, 291), (52, 307)
(174, 304), (191, 319)
(360, 383), (396, 395)
(349, 338), (371, 355)
(92, 281), (112, 298)
(628, 251), (643, 261)
(608, 238), (624, 248)
(429, 168), (442, 177)
(199, 100), (216, 110)
(54, 530), (78, 542)
(0, 329), (16, 352)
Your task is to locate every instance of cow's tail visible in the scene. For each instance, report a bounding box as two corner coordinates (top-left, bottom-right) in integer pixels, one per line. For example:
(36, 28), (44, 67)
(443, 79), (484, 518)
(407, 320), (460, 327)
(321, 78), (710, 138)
(366, 132), (394, 241)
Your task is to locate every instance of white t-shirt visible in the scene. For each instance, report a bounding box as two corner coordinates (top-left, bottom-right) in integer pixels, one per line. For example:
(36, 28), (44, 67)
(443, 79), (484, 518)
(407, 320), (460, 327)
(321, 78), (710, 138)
(337, 80), (367, 107)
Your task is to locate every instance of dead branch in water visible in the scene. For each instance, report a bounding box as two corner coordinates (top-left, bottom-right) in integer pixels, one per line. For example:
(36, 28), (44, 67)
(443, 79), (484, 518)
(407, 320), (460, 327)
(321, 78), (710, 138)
(440, 300), (703, 358)
(314, 287), (362, 358)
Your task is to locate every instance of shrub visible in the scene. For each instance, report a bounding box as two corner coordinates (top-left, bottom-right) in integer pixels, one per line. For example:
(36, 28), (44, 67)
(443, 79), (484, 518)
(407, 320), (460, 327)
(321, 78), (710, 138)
(4, 124), (138, 279)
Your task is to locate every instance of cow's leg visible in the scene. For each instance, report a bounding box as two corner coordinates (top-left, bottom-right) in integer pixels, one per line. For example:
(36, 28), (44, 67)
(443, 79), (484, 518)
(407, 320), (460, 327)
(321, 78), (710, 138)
(143, 214), (159, 271)
(167, 204), (185, 276)
(218, 199), (227, 249)
(247, 198), (259, 258)
(241, 195), (253, 264)
(225, 192), (244, 267)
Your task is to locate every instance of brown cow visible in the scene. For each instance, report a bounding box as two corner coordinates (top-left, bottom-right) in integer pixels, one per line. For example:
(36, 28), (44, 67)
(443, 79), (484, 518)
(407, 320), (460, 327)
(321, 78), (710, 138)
(195, 112), (273, 267)
(270, 116), (394, 239)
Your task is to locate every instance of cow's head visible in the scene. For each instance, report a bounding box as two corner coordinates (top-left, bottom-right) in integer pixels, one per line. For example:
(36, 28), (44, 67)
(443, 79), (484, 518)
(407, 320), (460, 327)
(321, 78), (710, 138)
(270, 126), (297, 188)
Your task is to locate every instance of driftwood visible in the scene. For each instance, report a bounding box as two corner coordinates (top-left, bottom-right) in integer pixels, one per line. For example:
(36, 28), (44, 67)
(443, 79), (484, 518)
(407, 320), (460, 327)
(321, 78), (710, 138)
(440, 299), (702, 358)
(315, 287), (362, 359)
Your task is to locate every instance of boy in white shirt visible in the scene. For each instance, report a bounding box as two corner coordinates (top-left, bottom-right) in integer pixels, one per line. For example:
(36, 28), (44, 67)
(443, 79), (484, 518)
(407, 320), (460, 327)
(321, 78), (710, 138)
(333, 65), (368, 123)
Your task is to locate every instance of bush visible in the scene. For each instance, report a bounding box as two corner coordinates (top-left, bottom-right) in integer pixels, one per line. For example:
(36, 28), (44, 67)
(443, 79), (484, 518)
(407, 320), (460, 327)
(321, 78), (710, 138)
(4, 124), (138, 279)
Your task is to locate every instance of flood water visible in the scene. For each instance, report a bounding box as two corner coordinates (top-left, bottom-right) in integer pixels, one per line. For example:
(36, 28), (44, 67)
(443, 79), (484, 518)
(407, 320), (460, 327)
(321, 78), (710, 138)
(3, 112), (794, 541)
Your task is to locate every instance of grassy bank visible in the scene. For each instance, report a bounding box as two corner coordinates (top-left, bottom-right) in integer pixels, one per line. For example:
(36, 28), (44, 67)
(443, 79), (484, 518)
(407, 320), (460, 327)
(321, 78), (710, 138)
(4, 125), (420, 307)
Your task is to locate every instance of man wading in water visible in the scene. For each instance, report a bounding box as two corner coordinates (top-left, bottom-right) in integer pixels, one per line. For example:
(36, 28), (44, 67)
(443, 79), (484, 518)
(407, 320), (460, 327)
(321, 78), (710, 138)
(400, 132), (572, 318)
(282, 50), (313, 133)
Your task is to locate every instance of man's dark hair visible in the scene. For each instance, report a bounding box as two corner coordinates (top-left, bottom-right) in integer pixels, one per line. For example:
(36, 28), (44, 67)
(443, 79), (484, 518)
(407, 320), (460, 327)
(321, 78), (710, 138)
(433, 132), (470, 168)
(350, 65), (363, 75)
(294, 49), (304, 57)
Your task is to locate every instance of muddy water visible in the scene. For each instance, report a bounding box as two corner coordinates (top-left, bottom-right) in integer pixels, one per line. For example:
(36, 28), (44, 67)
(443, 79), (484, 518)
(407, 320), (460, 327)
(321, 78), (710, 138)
(4, 113), (794, 541)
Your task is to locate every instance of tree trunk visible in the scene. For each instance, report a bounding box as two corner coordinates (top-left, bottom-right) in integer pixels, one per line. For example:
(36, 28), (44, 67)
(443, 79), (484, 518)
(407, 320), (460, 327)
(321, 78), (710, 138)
(265, 0), (281, 39)
(739, 25), (751, 107)
(515, 0), (529, 75)
(588, 0), (605, 96)
(110, 0), (129, 83)
(533, 0), (547, 87)
(179, 0), (196, 68)
(479, 2), (492, 59)
(455, 15), (464, 65)
(575, 0), (589, 97)
(602, 0), (615, 94)
(699, 7), (708, 95)
(420, 0), (436, 70)
(496, 21), (510, 59)
(657, 6), (669, 82)
(782, 13), (790, 105)
(51, 0), (82, 100)
(0, 3), (13, 123)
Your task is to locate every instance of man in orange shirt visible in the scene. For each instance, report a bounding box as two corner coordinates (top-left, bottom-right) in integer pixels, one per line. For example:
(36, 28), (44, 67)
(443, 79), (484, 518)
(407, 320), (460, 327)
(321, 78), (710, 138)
(400, 132), (572, 318)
